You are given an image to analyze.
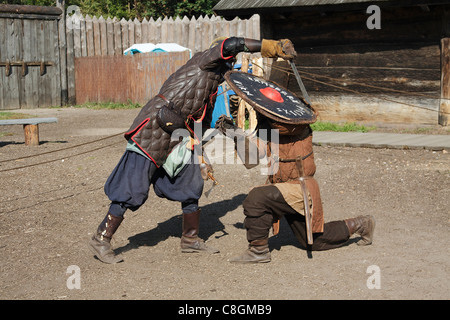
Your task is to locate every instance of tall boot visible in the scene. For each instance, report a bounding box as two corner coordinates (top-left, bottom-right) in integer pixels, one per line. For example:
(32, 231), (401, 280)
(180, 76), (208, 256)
(89, 213), (124, 263)
(344, 215), (375, 246)
(229, 239), (271, 264)
(180, 209), (219, 254)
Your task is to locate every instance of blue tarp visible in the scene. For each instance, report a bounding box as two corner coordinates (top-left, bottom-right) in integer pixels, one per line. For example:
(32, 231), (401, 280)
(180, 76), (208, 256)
(211, 63), (252, 127)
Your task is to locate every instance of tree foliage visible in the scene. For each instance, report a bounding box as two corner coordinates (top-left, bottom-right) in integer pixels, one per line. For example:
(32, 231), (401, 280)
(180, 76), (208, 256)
(0, 0), (220, 20)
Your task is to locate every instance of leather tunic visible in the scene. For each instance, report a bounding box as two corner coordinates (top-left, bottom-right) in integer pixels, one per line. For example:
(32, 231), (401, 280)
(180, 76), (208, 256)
(267, 125), (324, 233)
(124, 43), (234, 167)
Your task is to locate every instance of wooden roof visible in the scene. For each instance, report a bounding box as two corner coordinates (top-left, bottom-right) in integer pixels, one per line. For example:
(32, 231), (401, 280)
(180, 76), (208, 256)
(213, 0), (448, 16)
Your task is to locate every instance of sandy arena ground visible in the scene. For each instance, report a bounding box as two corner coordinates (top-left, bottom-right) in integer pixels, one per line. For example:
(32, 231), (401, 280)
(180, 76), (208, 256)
(0, 107), (449, 301)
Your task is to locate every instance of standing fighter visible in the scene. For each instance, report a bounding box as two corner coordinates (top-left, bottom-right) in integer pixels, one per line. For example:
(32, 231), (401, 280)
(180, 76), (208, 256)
(215, 70), (375, 264)
(89, 37), (297, 263)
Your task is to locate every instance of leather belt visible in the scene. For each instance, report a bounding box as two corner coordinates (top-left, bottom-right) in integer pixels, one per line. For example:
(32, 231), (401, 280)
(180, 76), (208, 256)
(273, 151), (313, 163)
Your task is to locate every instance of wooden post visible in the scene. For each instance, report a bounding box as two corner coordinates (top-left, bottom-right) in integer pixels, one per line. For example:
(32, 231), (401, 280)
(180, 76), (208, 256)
(440, 38), (450, 126)
(237, 54), (257, 131)
(56, 0), (67, 105)
(23, 124), (39, 146)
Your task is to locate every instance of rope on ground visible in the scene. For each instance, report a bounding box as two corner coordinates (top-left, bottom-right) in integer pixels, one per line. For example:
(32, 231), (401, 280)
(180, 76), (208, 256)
(0, 139), (123, 174)
(0, 131), (125, 164)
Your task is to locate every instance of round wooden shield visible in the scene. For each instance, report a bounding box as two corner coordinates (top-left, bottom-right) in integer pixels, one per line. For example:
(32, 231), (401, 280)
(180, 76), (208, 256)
(224, 70), (317, 124)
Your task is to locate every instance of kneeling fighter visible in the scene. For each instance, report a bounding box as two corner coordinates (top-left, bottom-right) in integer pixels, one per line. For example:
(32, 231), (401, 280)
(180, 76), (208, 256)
(216, 71), (375, 263)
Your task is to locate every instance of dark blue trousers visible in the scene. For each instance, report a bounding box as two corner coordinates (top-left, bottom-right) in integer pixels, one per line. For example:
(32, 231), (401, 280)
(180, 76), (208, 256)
(104, 151), (204, 217)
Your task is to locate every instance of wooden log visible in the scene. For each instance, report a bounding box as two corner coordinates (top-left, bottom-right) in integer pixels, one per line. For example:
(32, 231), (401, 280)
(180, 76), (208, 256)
(148, 17), (157, 44)
(161, 16), (168, 42)
(195, 16), (203, 54)
(92, 15), (101, 56)
(128, 18), (134, 47)
(174, 16), (182, 46)
(120, 18), (129, 52)
(106, 17), (115, 55)
(23, 123), (39, 146)
(141, 17), (149, 43)
(181, 16), (190, 49)
(0, 4), (62, 16)
(201, 15), (211, 52)
(440, 37), (450, 126)
(57, 0), (67, 105)
(134, 17), (141, 44)
(51, 18), (62, 107)
(85, 15), (94, 56)
(79, 14), (86, 57)
(99, 16), (107, 56)
(66, 15), (76, 104)
(72, 14), (81, 58)
(154, 17), (162, 44)
(166, 16), (174, 43)
(113, 18), (122, 55)
(188, 16), (196, 53)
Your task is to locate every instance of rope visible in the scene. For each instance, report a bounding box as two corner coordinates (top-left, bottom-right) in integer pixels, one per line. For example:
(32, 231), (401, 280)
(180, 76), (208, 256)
(0, 131), (124, 164)
(254, 61), (450, 115)
(0, 139), (123, 173)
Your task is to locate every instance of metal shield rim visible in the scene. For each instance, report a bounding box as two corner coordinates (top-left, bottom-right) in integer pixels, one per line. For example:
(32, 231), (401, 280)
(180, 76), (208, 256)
(224, 70), (318, 125)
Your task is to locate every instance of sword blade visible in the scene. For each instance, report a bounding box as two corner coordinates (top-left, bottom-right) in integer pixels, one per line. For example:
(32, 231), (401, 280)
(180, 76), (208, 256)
(204, 175), (218, 198)
(289, 60), (312, 106)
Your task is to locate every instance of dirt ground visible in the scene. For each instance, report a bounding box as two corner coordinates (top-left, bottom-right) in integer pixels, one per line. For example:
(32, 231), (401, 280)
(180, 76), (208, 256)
(0, 107), (448, 301)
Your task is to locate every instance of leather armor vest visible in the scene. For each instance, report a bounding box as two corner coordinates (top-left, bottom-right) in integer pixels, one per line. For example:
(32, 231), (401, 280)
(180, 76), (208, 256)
(125, 44), (234, 167)
(267, 125), (324, 233)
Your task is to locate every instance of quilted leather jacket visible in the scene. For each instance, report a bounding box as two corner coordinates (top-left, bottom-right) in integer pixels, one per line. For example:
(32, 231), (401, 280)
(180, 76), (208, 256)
(124, 42), (235, 167)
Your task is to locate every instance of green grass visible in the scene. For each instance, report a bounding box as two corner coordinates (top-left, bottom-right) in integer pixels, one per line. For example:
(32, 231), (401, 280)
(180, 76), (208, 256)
(311, 121), (376, 133)
(0, 111), (37, 120)
(243, 119), (375, 132)
(72, 100), (141, 110)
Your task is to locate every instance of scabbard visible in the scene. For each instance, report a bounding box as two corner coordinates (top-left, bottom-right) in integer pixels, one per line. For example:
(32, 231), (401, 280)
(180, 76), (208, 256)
(295, 156), (313, 245)
(299, 177), (313, 245)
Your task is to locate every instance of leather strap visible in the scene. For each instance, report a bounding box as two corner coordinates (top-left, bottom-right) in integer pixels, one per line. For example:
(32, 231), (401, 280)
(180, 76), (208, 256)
(157, 93), (170, 104)
(274, 151), (313, 163)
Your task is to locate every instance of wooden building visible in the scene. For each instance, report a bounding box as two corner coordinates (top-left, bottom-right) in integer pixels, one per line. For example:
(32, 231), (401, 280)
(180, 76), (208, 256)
(0, 4), (65, 110)
(213, 0), (450, 126)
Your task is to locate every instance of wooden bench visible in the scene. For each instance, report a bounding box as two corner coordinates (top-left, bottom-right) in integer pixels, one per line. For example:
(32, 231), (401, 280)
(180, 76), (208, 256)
(0, 117), (58, 146)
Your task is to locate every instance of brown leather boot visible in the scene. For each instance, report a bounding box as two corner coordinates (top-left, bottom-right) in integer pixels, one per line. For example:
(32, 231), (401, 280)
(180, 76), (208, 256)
(180, 209), (219, 254)
(345, 215), (375, 246)
(89, 213), (124, 263)
(229, 239), (271, 264)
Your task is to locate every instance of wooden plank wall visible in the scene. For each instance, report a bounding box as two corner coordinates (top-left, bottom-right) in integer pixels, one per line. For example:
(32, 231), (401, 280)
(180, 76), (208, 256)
(74, 51), (190, 105)
(266, 5), (447, 125)
(0, 16), (61, 110)
(0, 10), (259, 110)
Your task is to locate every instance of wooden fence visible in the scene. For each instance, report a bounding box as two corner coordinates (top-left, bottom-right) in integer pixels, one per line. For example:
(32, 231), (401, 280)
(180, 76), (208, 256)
(65, 13), (260, 104)
(66, 14), (260, 57)
(75, 51), (190, 105)
(0, 4), (260, 110)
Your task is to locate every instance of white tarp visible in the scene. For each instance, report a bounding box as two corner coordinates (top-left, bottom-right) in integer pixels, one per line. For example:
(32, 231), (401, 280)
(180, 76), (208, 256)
(124, 43), (191, 57)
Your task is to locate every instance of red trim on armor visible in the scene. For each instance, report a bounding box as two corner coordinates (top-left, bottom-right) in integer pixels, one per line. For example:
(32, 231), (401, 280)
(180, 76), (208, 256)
(125, 118), (160, 168)
(220, 38), (233, 60)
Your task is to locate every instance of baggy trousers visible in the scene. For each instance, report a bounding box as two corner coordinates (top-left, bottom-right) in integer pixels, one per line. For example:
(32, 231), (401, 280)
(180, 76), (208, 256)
(243, 185), (351, 251)
(104, 150), (204, 217)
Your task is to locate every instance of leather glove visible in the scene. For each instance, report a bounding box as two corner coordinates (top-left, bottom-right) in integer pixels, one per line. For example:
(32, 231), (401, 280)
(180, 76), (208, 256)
(261, 39), (297, 60)
(215, 115), (250, 143)
(214, 115), (237, 135)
